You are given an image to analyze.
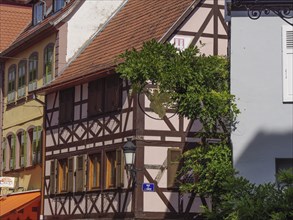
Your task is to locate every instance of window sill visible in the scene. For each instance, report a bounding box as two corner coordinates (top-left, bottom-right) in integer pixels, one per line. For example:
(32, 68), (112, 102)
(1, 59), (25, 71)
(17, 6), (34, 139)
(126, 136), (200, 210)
(16, 97), (26, 105)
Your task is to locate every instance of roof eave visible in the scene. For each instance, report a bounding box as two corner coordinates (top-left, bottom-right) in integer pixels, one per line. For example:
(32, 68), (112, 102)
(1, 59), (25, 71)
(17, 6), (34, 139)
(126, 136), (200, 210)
(0, 22), (54, 57)
(160, 0), (200, 43)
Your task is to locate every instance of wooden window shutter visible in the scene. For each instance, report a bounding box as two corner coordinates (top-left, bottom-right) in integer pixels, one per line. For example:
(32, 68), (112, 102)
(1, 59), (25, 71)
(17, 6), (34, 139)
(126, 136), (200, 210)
(116, 149), (124, 188)
(2, 139), (6, 171)
(23, 131), (27, 167)
(167, 148), (182, 188)
(68, 157), (74, 192)
(105, 75), (121, 112)
(88, 79), (104, 116)
(76, 155), (86, 192)
(59, 88), (74, 124)
(282, 25), (293, 102)
(12, 134), (16, 169)
(50, 160), (56, 194)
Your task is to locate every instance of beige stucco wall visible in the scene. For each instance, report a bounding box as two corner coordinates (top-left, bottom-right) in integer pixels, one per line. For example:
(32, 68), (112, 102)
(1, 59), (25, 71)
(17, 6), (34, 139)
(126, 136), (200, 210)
(2, 34), (56, 192)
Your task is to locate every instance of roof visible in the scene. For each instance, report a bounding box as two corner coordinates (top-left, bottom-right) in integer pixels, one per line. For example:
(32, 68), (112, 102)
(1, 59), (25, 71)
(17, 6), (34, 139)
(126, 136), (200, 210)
(1, 0), (83, 56)
(37, 0), (196, 94)
(0, 3), (31, 52)
(0, 191), (40, 217)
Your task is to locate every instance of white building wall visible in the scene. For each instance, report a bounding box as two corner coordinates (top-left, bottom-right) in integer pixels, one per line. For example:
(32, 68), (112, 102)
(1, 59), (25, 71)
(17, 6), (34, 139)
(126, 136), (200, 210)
(66, 0), (124, 62)
(230, 14), (293, 184)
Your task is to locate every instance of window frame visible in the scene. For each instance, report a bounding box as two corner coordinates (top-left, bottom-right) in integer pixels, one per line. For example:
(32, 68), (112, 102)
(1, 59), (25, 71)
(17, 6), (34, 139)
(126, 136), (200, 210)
(105, 150), (117, 189)
(7, 65), (16, 103)
(33, 2), (44, 25)
(18, 60), (27, 98)
(54, 0), (65, 12)
(88, 153), (102, 190)
(43, 44), (54, 85)
(18, 131), (26, 168)
(29, 127), (42, 165)
(58, 159), (68, 193)
(28, 52), (38, 92)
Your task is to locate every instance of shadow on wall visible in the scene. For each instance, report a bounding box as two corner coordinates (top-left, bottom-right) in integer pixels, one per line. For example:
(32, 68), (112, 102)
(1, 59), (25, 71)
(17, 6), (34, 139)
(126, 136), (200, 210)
(234, 130), (293, 184)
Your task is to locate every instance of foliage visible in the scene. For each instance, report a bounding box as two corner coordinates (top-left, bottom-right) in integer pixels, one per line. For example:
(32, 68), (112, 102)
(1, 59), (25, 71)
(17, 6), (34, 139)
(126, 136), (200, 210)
(117, 39), (239, 134)
(116, 40), (293, 219)
(181, 145), (293, 220)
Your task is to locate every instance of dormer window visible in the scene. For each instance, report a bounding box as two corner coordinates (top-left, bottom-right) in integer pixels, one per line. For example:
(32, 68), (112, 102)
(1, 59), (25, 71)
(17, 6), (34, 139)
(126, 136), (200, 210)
(33, 2), (44, 25)
(54, 0), (65, 12)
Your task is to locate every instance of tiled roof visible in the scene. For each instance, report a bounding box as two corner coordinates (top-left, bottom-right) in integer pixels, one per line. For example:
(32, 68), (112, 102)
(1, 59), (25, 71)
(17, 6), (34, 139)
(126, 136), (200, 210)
(1, 0), (81, 55)
(40, 0), (195, 93)
(0, 3), (31, 52)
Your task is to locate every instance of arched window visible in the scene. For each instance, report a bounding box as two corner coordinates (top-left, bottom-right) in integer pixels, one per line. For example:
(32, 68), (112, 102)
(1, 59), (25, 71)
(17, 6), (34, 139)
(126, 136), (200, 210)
(8, 65), (16, 103)
(18, 131), (27, 168)
(29, 127), (42, 165)
(18, 60), (27, 98)
(28, 53), (38, 91)
(44, 44), (54, 85)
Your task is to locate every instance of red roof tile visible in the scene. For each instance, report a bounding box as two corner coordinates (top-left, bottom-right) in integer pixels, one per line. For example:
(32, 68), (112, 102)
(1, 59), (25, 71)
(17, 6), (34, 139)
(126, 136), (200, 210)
(40, 0), (195, 93)
(0, 3), (31, 52)
(1, 0), (81, 55)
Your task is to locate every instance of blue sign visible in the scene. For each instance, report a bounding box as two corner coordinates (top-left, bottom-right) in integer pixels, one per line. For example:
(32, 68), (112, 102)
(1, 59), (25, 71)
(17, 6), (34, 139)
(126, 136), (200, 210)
(142, 183), (155, 192)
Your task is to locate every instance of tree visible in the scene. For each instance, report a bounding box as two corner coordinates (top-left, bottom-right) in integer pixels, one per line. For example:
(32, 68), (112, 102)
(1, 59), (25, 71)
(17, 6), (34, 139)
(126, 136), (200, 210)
(117, 39), (239, 212)
(117, 40), (293, 220)
(117, 40), (239, 135)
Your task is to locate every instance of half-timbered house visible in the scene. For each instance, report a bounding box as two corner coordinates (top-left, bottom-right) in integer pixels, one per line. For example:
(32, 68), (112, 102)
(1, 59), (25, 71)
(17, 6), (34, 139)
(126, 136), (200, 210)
(36, 0), (229, 219)
(0, 0), (124, 219)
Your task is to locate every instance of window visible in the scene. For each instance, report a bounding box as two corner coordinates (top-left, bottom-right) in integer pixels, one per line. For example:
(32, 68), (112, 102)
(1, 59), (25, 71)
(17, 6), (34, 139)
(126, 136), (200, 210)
(167, 148), (181, 188)
(33, 2), (44, 25)
(7, 135), (16, 170)
(18, 131), (26, 168)
(88, 74), (121, 117)
(59, 87), (74, 124)
(44, 44), (54, 85)
(28, 53), (38, 92)
(282, 25), (293, 102)
(89, 153), (101, 189)
(58, 159), (68, 193)
(68, 158), (74, 192)
(54, 0), (65, 12)
(76, 156), (85, 192)
(8, 65), (16, 103)
(276, 158), (293, 173)
(18, 60), (26, 98)
(29, 127), (42, 165)
(105, 150), (124, 189)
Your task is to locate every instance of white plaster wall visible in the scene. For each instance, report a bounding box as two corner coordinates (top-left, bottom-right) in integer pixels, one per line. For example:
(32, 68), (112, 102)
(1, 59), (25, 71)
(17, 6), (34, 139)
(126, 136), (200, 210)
(66, 0), (123, 62)
(231, 15), (293, 184)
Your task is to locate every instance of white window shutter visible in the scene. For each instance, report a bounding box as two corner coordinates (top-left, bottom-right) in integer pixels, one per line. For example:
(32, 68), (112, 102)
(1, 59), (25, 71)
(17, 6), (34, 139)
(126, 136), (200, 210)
(282, 25), (293, 102)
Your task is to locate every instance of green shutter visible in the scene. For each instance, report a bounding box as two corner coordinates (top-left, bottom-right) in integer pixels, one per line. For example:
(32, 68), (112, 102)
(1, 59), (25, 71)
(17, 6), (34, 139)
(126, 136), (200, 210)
(76, 155), (85, 192)
(50, 160), (56, 194)
(167, 148), (181, 188)
(12, 134), (16, 169)
(68, 158), (74, 192)
(3, 139), (6, 171)
(24, 131), (27, 167)
(116, 149), (124, 188)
